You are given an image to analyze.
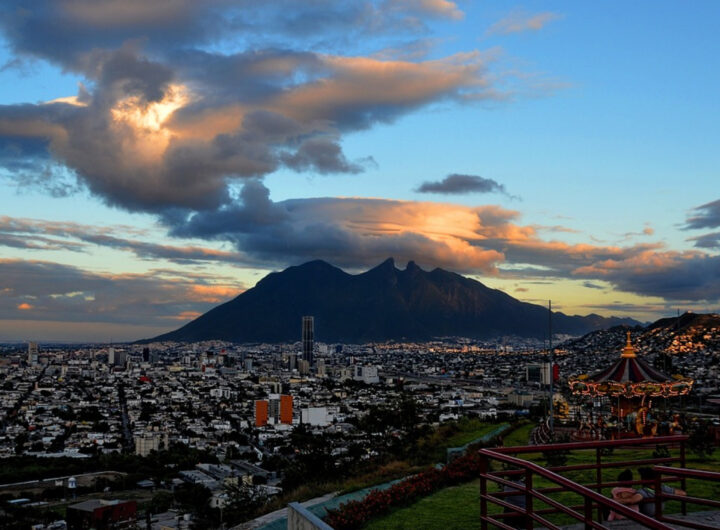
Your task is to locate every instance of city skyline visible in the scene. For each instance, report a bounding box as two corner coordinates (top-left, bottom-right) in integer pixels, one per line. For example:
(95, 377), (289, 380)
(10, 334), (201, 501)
(1, 1), (720, 341)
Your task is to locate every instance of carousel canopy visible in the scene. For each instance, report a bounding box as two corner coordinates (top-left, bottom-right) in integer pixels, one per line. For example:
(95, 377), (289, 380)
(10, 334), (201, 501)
(569, 331), (693, 398)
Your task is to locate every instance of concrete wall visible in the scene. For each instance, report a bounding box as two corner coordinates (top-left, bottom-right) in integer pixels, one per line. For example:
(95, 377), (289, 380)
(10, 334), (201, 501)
(287, 502), (334, 530)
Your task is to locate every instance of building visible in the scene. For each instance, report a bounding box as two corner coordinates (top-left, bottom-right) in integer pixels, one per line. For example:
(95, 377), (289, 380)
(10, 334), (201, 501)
(134, 433), (165, 456)
(302, 316), (314, 365)
(263, 395), (293, 425)
(526, 363), (552, 385)
(27, 342), (39, 365)
(142, 347), (150, 363)
(353, 365), (380, 384)
(280, 394), (293, 424)
(301, 407), (330, 426)
(316, 358), (326, 378)
(66, 499), (137, 529)
(297, 359), (310, 376)
(255, 400), (269, 427)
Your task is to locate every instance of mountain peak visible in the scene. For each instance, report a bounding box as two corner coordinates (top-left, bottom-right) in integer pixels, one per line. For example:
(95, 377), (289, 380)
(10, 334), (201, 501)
(405, 260), (422, 272)
(370, 257), (396, 271)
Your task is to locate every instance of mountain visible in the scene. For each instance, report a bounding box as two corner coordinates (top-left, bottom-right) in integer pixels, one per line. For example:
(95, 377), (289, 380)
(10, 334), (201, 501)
(644, 312), (720, 354)
(143, 258), (640, 343)
(560, 312), (720, 356)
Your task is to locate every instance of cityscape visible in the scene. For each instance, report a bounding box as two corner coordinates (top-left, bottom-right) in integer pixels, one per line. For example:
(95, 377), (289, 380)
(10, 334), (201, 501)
(1, 1), (720, 530)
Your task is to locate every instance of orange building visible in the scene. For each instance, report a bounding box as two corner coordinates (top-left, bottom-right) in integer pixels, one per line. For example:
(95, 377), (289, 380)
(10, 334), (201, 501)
(280, 394), (293, 424)
(255, 400), (268, 427)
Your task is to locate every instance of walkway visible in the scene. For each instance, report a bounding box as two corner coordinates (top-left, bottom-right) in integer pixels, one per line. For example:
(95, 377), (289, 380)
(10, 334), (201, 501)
(560, 510), (720, 529)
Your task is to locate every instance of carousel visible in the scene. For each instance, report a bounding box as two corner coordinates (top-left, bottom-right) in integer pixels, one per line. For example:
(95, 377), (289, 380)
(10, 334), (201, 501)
(568, 331), (694, 439)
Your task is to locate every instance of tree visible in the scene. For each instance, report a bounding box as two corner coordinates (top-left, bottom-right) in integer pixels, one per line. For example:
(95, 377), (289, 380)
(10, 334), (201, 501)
(688, 420), (716, 461)
(149, 491), (174, 514)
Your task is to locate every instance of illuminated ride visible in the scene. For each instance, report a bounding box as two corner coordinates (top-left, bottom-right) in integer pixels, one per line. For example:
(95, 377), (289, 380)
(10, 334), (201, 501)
(568, 331), (693, 439)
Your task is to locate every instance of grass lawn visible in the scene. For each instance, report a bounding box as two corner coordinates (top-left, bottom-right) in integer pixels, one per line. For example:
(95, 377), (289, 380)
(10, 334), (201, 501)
(500, 421), (534, 448)
(443, 421), (509, 449)
(366, 480), (483, 530)
(366, 425), (720, 529)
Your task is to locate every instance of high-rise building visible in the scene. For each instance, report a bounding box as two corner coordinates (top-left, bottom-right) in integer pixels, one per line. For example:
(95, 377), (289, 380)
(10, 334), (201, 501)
(526, 363), (551, 385)
(280, 395), (293, 424)
(297, 359), (310, 376)
(302, 316), (314, 365)
(316, 358), (326, 378)
(142, 347), (150, 363)
(108, 347), (115, 365)
(27, 342), (39, 365)
(255, 400), (269, 427)
(114, 350), (126, 368)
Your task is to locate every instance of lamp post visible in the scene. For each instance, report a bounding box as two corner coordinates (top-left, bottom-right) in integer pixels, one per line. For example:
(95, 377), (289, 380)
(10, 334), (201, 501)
(549, 300), (554, 434)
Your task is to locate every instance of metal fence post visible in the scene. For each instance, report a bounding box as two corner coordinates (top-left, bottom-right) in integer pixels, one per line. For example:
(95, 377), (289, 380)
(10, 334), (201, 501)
(596, 446), (603, 522)
(680, 439), (687, 515)
(584, 496), (593, 530)
(654, 468), (663, 521)
(525, 468), (533, 530)
(480, 453), (488, 530)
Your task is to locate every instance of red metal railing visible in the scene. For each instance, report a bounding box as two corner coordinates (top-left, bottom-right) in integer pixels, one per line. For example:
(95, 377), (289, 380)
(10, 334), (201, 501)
(653, 465), (720, 530)
(479, 435), (692, 529)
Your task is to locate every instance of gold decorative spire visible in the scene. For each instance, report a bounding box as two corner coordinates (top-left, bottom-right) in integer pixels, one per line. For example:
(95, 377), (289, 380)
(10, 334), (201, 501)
(621, 330), (637, 358)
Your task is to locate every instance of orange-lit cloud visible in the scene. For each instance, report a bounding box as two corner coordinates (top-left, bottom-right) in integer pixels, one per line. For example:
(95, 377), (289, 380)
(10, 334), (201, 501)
(165, 311), (203, 321)
(188, 285), (241, 303)
(17, 303), (33, 310)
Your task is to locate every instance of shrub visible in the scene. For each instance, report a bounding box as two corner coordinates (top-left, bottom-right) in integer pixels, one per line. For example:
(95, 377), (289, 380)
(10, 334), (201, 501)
(325, 452), (484, 529)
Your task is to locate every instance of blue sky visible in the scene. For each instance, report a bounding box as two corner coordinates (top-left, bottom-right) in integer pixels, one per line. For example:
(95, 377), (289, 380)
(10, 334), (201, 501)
(1, 1), (719, 341)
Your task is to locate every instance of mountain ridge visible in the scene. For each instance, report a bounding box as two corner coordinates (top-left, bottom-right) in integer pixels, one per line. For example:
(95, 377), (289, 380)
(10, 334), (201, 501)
(142, 259), (641, 343)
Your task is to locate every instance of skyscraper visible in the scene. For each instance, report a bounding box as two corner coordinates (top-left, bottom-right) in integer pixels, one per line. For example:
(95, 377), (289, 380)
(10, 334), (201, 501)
(27, 342), (38, 365)
(302, 316), (314, 365)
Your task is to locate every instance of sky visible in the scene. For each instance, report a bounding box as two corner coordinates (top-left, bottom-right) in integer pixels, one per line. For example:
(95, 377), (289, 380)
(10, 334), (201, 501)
(1, 1), (719, 342)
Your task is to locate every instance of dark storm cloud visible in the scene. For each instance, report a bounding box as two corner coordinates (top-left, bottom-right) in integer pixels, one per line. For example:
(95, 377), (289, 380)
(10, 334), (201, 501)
(280, 137), (366, 174)
(0, 0), (231, 69)
(0, 7), (494, 213)
(416, 174), (511, 196)
(688, 231), (720, 249)
(684, 199), (720, 230)
(572, 252), (720, 302)
(0, 1), (462, 71)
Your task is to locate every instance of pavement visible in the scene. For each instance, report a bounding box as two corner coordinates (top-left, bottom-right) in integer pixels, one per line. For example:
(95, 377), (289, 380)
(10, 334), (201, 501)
(560, 510), (720, 529)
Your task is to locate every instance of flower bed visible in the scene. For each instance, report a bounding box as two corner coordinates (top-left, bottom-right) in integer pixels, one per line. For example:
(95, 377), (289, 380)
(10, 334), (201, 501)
(324, 452), (484, 530)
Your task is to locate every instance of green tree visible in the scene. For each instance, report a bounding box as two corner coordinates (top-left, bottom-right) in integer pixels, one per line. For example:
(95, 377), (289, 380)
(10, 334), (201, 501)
(688, 420), (716, 461)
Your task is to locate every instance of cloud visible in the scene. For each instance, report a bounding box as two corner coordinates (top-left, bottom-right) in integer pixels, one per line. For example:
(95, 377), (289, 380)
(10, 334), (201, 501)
(161, 181), (720, 305)
(0, 1), (465, 72)
(168, 181), (506, 273)
(384, 0), (463, 21)
(572, 250), (720, 302)
(0, 258), (243, 327)
(0, 216), (254, 265)
(487, 10), (561, 36)
(416, 174), (513, 196)
(684, 198), (720, 230)
(0, 44), (500, 213)
(688, 231), (720, 249)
